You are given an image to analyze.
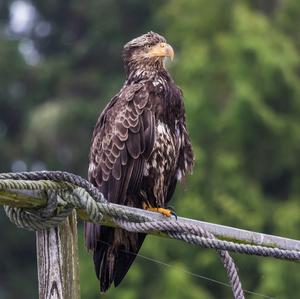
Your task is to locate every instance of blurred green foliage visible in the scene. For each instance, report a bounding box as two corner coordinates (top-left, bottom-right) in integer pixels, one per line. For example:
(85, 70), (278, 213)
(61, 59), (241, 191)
(0, 0), (299, 298)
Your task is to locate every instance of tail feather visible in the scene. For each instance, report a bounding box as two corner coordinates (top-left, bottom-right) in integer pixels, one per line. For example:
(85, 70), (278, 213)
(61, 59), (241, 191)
(85, 222), (146, 292)
(114, 232), (146, 287)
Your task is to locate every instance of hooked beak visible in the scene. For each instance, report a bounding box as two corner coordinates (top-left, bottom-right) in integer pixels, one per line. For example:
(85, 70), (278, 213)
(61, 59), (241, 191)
(147, 42), (174, 61)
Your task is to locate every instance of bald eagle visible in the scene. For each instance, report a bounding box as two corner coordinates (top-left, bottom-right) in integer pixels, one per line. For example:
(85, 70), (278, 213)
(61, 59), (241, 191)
(85, 31), (194, 292)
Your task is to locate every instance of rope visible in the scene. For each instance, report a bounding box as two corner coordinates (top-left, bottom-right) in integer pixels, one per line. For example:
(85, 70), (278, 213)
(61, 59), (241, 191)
(1, 171), (299, 298)
(0, 171), (104, 202)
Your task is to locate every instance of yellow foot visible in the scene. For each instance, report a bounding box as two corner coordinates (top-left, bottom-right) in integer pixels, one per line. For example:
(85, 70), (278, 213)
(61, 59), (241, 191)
(143, 203), (175, 217)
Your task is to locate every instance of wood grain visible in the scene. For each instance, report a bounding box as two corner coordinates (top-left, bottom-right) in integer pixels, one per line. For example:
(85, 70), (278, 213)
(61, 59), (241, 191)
(36, 210), (80, 299)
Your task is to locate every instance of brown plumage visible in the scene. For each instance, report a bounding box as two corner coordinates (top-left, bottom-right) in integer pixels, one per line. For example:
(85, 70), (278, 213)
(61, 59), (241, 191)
(85, 31), (194, 292)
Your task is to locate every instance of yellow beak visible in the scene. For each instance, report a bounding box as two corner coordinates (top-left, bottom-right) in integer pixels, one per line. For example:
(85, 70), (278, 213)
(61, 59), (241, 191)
(147, 42), (174, 61)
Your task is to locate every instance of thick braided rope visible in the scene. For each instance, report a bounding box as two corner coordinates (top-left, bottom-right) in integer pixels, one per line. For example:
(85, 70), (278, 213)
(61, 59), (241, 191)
(3, 180), (297, 261)
(0, 171), (297, 298)
(0, 171), (105, 202)
(3, 189), (74, 230)
(0, 171), (245, 298)
(115, 220), (300, 261)
(1, 172), (299, 263)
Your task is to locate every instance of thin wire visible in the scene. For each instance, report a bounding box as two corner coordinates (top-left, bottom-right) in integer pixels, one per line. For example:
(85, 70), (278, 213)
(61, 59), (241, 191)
(135, 252), (274, 299)
(98, 239), (274, 299)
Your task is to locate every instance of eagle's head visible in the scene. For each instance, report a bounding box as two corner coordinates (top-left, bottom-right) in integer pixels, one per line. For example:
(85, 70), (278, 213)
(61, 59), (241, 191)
(122, 31), (174, 80)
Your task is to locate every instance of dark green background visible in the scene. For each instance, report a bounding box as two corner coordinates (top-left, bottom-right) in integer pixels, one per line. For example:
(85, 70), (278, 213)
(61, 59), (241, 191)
(0, 0), (299, 298)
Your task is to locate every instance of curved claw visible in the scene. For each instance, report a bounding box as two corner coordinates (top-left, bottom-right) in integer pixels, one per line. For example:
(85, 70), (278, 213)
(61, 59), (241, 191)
(166, 206), (177, 219)
(170, 210), (177, 220)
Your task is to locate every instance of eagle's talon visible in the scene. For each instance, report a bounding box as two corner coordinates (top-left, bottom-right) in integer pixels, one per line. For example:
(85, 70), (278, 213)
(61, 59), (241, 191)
(143, 204), (175, 218)
(170, 210), (177, 220)
(165, 206), (177, 219)
(165, 205), (176, 213)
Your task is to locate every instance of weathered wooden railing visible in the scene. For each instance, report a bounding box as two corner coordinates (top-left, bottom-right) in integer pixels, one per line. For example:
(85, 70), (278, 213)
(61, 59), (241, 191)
(1, 172), (299, 299)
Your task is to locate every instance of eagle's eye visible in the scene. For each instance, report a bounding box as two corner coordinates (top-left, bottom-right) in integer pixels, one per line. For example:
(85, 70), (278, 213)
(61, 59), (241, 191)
(145, 44), (152, 50)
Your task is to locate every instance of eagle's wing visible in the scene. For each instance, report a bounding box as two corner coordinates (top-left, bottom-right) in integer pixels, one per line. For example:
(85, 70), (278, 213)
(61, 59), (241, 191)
(88, 82), (155, 204)
(85, 83), (155, 292)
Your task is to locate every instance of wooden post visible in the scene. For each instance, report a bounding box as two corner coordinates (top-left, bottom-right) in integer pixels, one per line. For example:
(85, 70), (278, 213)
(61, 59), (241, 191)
(36, 210), (80, 299)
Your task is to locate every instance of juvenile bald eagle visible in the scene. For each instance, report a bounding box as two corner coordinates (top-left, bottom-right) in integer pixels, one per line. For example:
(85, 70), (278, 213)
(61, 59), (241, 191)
(85, 31), (194, 292)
